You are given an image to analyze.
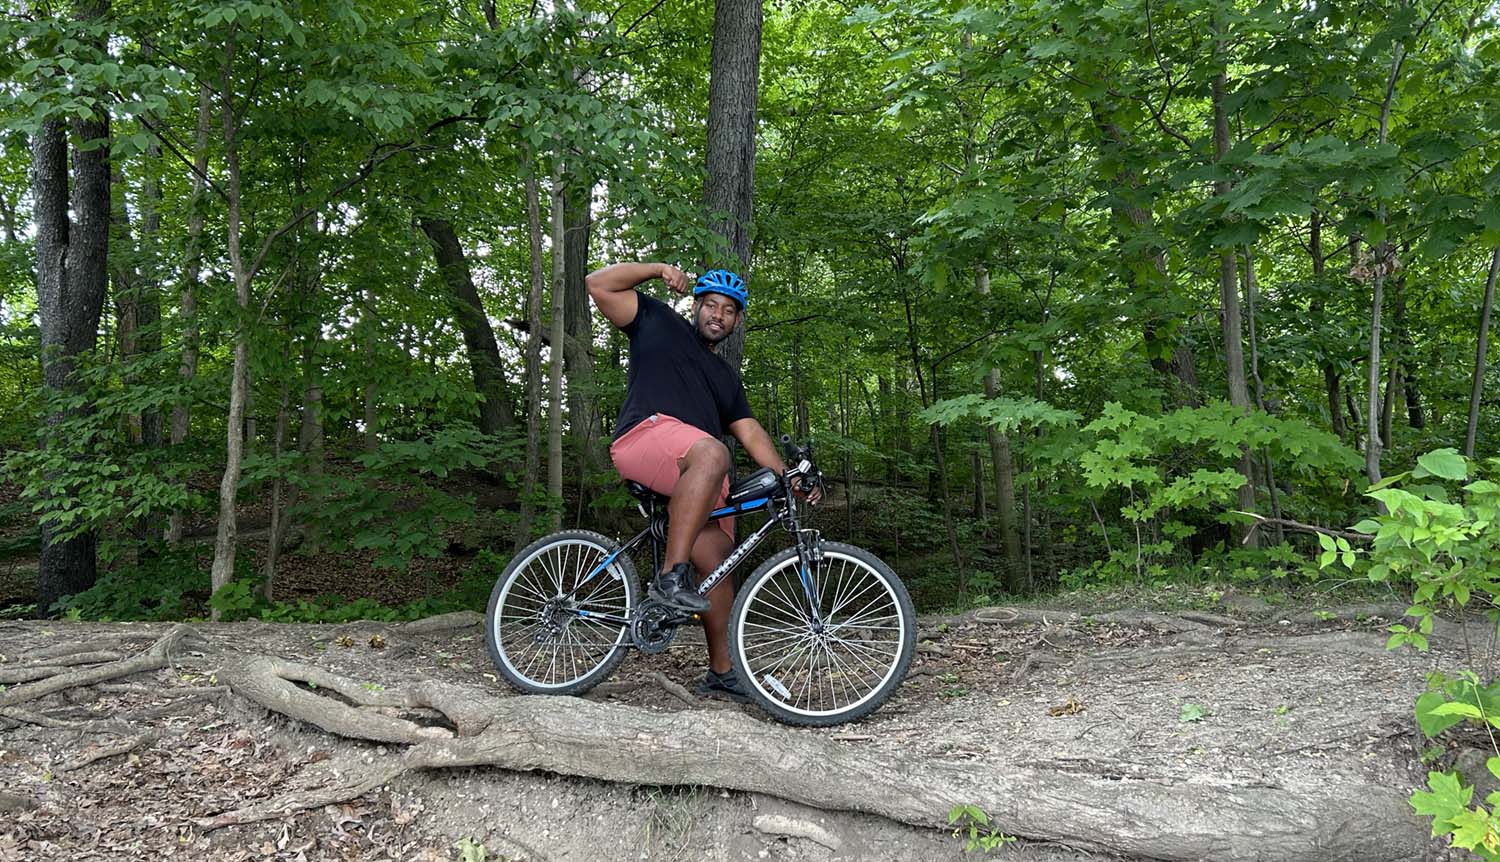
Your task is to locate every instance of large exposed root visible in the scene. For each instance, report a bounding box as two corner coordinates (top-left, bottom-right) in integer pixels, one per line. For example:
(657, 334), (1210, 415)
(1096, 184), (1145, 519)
(206, 655), (1427, 862)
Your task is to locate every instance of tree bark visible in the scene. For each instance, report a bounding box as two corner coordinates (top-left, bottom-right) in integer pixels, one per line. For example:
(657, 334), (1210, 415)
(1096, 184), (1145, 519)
(1466, 248), (1500, 458)
(1243, 249), (1283, 544)
(166, 84), (211, 544)
(562, 175), (596, 500)
(547, 165), (567, 532)
(975, 267), (1023, 590)
(1212, 45), (1256, 545)
(216, 658), (1428, 862)
(417, 216), (515, 436)
(1307, 211), (1347, 441)
(702, 0), (762, 374)
(516, 166), (548, 550)
(1365, 38), (1408, 487)
(31, 110), (110, 611)
(210, 38), (252, 616)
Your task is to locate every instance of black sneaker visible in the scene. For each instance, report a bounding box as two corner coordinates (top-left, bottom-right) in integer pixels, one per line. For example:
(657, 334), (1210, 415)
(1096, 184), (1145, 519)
(697, 668), (751, 703)
(649, 563), (711, 613)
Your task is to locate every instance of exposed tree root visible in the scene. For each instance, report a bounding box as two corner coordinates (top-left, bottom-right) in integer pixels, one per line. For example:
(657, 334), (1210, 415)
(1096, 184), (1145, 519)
(25, 634), (157, 662)
(651, 671), (699, 706)
(0, 650), (126, 684)
(58, 730), (159, 772)
(207, 655), (1427, 862)
(0, 625), (195, 709)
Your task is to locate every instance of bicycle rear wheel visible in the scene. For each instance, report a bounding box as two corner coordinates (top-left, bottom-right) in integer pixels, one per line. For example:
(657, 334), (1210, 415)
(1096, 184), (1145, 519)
(485, 530), (638, 695)
(729, 542), (915, 726)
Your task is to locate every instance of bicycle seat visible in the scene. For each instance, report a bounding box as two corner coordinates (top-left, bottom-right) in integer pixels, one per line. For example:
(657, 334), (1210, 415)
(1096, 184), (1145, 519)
(626, 481), (670, 506)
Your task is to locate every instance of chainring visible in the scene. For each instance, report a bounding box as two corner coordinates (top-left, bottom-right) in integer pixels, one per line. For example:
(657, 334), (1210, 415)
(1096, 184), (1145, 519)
(630, 600), (680, 654)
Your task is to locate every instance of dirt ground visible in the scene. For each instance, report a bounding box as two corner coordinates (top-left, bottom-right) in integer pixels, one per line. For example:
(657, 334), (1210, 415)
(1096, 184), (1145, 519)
(0, 597), (1469, 862)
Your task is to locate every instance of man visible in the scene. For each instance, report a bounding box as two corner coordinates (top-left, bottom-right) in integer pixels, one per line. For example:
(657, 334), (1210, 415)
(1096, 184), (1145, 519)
(586, 262), (815, 702)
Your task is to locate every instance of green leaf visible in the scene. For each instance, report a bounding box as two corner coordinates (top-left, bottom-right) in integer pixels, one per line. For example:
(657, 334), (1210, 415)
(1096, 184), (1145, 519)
(1415, 449), (1468, 481)
(1179, 703), (1208, 722)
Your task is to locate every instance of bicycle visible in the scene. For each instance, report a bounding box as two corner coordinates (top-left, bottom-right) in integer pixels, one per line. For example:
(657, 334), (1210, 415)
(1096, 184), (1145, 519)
(484, 436), (916, 726)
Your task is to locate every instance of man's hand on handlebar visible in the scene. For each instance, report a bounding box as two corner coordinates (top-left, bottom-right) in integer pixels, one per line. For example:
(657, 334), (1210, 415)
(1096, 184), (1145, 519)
(791, 474), (823, 506)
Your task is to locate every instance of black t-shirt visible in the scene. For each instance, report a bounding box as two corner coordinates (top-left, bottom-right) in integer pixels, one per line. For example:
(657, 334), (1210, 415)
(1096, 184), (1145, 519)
(613, 293), (753, 440)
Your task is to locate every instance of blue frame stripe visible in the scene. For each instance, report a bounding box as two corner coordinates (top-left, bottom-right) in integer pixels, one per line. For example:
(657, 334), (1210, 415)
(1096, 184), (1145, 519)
(709, 497), (770, 518)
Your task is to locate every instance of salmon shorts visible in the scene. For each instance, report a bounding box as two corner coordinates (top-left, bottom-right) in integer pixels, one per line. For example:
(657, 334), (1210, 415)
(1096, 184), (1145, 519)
(609, 413), (734, 541)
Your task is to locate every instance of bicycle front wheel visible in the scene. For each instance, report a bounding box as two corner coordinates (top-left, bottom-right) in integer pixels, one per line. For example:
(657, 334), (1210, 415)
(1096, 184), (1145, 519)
(485, 529), (638, 695)
(729, 542), (915, 726)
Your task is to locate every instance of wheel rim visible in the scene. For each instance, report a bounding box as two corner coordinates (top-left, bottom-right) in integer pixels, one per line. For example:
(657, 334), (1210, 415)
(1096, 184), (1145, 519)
(736, 550), (907, 718)
(493, 538), (632, 689)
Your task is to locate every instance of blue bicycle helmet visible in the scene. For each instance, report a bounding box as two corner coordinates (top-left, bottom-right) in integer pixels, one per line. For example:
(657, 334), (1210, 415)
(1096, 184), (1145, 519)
(693, 269), (748, 310)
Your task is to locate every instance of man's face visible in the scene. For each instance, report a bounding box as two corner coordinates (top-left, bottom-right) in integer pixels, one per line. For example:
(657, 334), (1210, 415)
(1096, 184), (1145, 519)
(693, 293), (742, 345)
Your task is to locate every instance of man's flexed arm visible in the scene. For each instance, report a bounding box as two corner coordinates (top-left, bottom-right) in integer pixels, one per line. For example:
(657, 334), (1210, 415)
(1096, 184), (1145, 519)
(585, 262), (693, 328)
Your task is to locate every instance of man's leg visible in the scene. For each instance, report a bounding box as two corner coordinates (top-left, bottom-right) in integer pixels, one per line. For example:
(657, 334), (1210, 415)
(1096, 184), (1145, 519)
(663, 437), (729, 568)
(648, 437), (729, 611)
(689, 524), (735, 674)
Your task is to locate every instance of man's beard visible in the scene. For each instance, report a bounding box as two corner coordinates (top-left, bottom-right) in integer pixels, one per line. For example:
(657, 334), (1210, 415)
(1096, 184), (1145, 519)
(696, 311), (732, 346)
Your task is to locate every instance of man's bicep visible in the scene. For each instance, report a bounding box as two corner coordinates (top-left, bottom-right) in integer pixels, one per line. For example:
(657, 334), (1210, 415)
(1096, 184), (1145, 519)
(592, 287), (639, 329)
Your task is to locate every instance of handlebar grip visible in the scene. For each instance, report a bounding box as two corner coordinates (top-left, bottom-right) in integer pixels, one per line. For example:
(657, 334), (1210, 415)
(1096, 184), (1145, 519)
(780, 434), (800, 460)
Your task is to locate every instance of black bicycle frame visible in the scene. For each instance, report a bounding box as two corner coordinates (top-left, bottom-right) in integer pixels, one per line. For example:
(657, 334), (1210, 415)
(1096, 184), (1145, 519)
(562, 474), (820, 630)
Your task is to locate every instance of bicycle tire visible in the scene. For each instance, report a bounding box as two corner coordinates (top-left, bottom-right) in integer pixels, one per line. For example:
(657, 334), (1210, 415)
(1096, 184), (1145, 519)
(729, 541), (915, 726)
(485, 529), (638, 695)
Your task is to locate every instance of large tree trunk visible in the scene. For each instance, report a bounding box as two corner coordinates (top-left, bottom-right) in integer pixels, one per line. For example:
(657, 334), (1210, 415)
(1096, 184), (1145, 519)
(1212, 48), (1257, 545)
(31, 109), (110, 611)
(210, 39), (251, 617)
(546, 165), (567, 532)
(702, 0), (762, 374)
(417, 217), (514, 436)
(166, 84), (212, 544)
(515, 167), (548, 550)
(1465, 248), (1500, 458)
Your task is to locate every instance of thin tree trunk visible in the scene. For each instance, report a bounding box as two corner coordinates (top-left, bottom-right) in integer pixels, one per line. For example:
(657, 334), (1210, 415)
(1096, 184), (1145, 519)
(1212, 44), (1257, 545)
(166, 84), (211, 544)
(562, 174), (596, 508)
(702, 0), (762, 374)
(975, 266), (1023, 589)
(1465, 248), (1500, 458)
(1365, 36), (1408, 487)
(516, 165), (547, 550)
(210, 38), (251, 617)
(262, 369), (291, 599)
(902, 291), (964, 584)
(1243, 249), (1283, 544)
(363, 282), (379, 452)
(547, 164), (567, 532)
(1308, 209), (1347, 441)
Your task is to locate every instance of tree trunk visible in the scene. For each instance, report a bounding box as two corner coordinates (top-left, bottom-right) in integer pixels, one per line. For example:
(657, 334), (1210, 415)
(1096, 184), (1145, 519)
(262, 370), (292, 599)
(166, 84), (211, 544)
(210, 39), (251, 617)
(975, 267), (1023, 589)
(31, 108), (110, 611)
(1365, 39), (1408, 487)
(1243, 250), (1283, 544)
(516, 167), (547, 550)
(547, 165), (567, 532)
(417, 216), (514, 436)
(562, 175), (596, 503)
(702, 0), (762, 374)
(363, 282), (379, 452)
(1465, 248), (1500, 458)
(1087, 105), (1198, 403)
(1212, 48), (1257, 545)
(1306, 209), (1347, 441)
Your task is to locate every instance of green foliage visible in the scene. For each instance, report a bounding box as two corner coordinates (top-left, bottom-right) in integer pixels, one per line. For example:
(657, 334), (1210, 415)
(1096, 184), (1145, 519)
(947, 804), (1015, 854)
(287, 427), (520, 571)
(1179, 703), (1208, 723)
(1327, 449), (1500, 854)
